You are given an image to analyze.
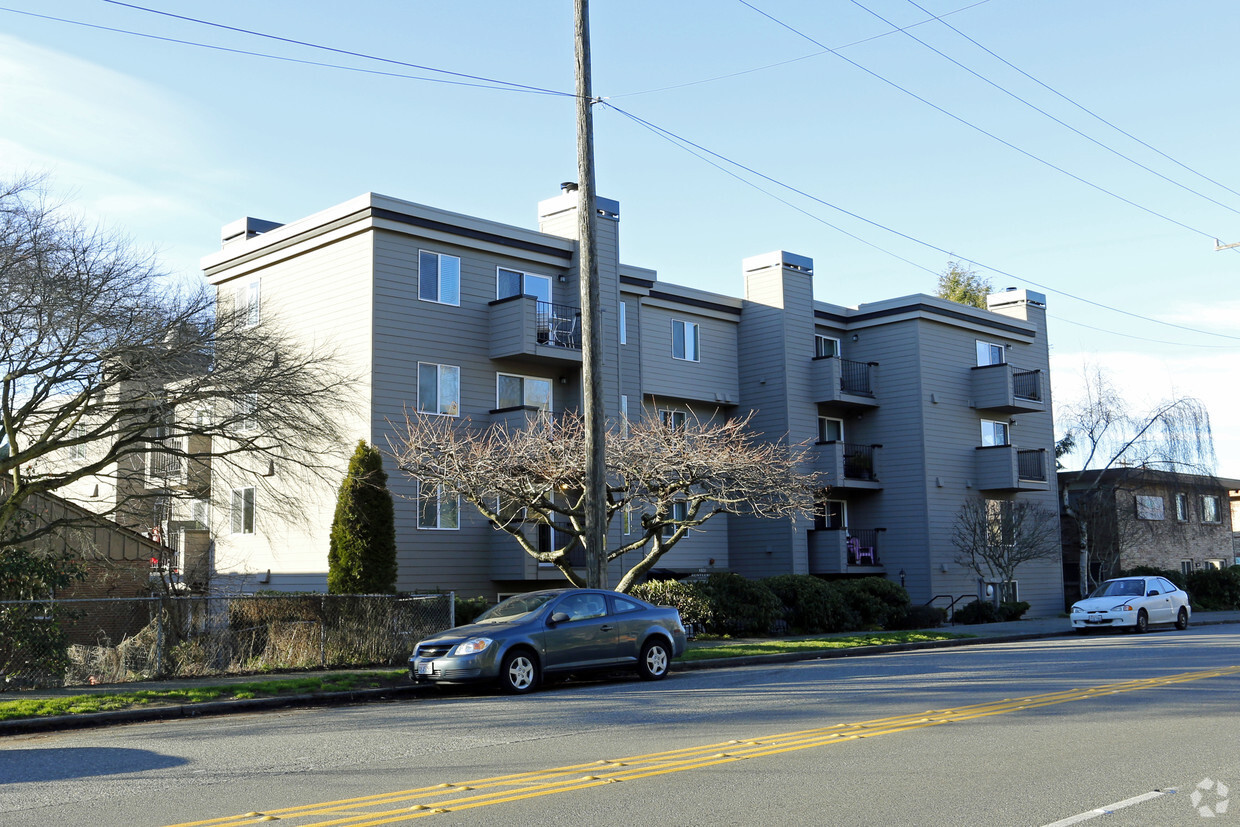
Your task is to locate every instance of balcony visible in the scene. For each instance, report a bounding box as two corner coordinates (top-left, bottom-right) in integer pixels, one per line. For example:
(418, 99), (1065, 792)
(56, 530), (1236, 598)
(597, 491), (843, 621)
(490, 296), (582, 364)
(807, 528), (884, 574)
(971, 364), (1045, 413)
(813, 442), (883, 491)
(974, 446), (1049, 491)
(811, 356), (878, 408)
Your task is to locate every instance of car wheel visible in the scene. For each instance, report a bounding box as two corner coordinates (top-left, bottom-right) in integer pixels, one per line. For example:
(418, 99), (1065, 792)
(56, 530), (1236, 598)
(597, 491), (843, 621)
(499, 649), (539, 694)
(1175, 607), (1189, 631)
(637, 638), (671, 681)
(1135, 609), (1149, 634)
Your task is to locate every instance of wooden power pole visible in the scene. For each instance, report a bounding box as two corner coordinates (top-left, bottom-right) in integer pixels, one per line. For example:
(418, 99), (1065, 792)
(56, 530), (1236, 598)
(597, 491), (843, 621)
(575, 0), (607, 588)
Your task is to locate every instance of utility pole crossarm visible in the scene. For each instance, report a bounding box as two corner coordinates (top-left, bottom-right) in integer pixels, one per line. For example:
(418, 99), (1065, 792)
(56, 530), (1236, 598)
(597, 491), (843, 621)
(1213, 238), (1240, 251)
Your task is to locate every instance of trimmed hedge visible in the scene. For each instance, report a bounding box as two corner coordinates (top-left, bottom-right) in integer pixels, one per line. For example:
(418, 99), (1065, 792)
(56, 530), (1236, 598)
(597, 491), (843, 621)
(701, 573), (783, 636)
(629, 580), (715, 630)
(762, 575), (857, 634)
(836, 577), (911, 629)
(1185, 566), (1240, 611)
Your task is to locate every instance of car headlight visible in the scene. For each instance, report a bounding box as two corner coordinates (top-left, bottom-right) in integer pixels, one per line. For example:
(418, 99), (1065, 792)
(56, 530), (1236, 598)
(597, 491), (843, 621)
(1071, 606), (1084, 614)
(1110, 604), (1134, 612)
(453, 638), (492, 656)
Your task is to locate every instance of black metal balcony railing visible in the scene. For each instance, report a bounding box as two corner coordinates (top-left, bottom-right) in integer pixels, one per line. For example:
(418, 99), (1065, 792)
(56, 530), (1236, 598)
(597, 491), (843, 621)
(842, 443), (877, 480)
(1012, 368), (1042, 402)
(846, 528), (880, 566)
(535, 302), (582, 350)
(839, 358), (874, 396)
(1017, 449), (1047, 482)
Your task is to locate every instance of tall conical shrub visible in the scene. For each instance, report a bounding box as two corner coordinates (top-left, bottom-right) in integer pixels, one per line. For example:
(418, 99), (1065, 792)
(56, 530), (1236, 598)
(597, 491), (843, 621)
(327, 440), (397, 593)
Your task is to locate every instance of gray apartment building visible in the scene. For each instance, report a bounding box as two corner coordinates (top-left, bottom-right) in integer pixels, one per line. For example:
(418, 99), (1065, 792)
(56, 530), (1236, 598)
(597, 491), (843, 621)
(201, 185), (1064, 616)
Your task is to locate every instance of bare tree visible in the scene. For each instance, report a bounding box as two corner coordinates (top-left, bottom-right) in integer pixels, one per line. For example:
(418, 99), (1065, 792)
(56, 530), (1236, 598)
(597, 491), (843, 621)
(1056, 365), (1216, 593)
(952, 498), (1061, 600)
(391, 409), (820, 592)
(1, 175), (351, 558)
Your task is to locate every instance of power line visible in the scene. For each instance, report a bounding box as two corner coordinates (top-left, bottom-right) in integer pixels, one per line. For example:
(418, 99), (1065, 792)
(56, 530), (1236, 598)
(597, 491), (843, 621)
(847, 0), (1240, 217)
(735, 0), (1229, 243)
(603, 101), (1240, 346)
(900, 0), (1240, 205)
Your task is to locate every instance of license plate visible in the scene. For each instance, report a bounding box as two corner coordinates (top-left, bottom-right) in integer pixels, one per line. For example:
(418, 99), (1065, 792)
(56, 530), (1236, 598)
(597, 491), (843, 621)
(1085, 617), (1106, 624)
(417, 661), (435, 676)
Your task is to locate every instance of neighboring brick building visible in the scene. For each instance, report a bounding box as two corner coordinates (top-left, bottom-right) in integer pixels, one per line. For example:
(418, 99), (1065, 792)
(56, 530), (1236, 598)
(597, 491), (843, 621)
(1059, 468), (1239, 601)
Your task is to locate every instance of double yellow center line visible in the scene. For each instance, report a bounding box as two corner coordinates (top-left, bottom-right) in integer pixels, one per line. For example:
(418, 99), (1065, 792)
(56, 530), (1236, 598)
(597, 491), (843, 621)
(169, 664), (1240, 827)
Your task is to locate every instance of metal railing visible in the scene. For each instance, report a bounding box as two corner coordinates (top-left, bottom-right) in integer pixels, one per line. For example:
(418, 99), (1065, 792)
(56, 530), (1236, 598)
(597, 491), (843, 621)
(842, 443), (878, 480)
(535, 301), (582, 349)
(1012, 368), (1041, 402)
(1017, 448), (1047, 481)
(839, 358), (875, 396)
(0, 593), (453, 691)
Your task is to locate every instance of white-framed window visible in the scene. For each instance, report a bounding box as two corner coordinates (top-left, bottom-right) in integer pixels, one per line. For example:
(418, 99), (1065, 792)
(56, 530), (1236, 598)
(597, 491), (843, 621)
(68, 425), (88, 460)
(234, 279), (260, 327)
(417, 363), (460, 416)
(672, 319), (700, 362)
(1181, 559), (1195, 576)
(496, 267), (552, 303)
(1136, 495), (1165, 521)
(980, 419), (1009, 447)
(619, 301), (628, 345)
(622, 507), (632, 536)
(230, 487), (255, 535)
(191, 498), (210, 529)
(815, 499), (846, 530)
(496, 373), (552, 411)
(976, 340), (1005, 366)
(418, 482), (459, 530)
(818, 416), (843, 443)
(419, 250), (461, 306)
(620, 394), (629, 437)
(1175, 492), (1190, 521)
(663, 501), (688, 537)
(660, 409), (687, 430)
(815, 335), (840, 358)
(1206, 559), (1225, 570)
(1202, 495), (1222, 523)
(235, 393), (258, 433)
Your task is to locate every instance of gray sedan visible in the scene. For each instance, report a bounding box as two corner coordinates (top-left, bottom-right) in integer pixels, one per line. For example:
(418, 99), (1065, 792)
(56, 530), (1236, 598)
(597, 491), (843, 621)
(409, 588), (688, 693)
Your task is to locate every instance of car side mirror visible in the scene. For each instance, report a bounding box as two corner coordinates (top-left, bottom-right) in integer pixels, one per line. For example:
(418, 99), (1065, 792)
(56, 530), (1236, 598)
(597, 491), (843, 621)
(549, 611), (570, 625)
(1147, 590), (1159, 596)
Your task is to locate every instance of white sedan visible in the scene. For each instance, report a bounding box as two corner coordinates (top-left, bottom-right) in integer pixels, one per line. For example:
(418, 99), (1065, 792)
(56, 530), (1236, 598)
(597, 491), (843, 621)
(1070, 576), (1191, 634)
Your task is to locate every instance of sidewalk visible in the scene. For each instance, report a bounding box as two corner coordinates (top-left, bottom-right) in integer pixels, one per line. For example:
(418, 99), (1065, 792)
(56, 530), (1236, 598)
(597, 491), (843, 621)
(5, 611), (1240, 736)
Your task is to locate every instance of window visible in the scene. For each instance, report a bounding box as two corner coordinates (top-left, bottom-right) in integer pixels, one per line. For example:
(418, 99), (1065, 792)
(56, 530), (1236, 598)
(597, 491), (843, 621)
(496, 267), (551, 303)
(818, 416), (843, 443)
(980, 419), (1009, 447)
(815, 335), (840, 358)
(1136, 495), (1165, 521)
(612, 596), (642, 614)
(496, 373), (551, 411)
(419, 250), (461, 305)
(619, 301), (627, 345)
(234, 279), (260, 327)
(418, 483), (459, 529)
(191, 499), (210, 529)
(1175, 493), (1190, 521)
(1205, 559), (1225, 570)
(235, 394), (258, 433)
(976, 340), (1005, 366)
(672, 319), (700, 361)
(230, 487), (255, 534)
(622, 507), (632, 535)
(620, 395), (629, 436)
(1202, 495), (1222, 523)
(660, 409), (687, 430)
(663, 501), (688, 537)
(417, 363), (460, 416)
(69, 425), (87, 460)
(815, 500), (845, 531)
(1181, 560), (1195, 576)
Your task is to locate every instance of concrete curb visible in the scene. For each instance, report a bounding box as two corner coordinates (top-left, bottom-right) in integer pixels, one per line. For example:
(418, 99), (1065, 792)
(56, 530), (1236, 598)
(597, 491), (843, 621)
(4, 616), (1236, 736)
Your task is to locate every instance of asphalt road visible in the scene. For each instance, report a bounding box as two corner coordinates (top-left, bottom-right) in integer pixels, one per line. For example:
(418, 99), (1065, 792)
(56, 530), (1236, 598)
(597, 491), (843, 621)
(3, 625), (1238, 826)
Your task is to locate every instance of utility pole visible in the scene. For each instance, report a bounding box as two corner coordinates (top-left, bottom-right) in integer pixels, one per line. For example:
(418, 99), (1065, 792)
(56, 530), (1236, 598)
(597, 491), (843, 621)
(575, 0), (607, 589)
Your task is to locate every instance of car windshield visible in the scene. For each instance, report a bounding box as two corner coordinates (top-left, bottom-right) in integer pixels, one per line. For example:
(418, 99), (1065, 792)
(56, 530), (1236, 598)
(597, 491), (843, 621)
(475, 593), (558, 623)
(1089, 579), (1145, 599)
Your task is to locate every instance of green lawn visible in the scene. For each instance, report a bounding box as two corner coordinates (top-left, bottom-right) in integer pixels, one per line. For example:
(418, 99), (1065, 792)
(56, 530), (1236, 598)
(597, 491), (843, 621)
(681, 631), (970, 661)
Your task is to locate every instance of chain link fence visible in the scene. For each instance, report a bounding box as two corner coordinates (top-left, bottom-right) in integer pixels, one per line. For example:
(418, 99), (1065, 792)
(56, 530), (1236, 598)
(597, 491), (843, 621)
(0, 593), (454, 691)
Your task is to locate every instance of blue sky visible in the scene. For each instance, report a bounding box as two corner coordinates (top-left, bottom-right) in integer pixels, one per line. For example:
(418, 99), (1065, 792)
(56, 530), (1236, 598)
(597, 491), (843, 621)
(3, 1), (1238, 474)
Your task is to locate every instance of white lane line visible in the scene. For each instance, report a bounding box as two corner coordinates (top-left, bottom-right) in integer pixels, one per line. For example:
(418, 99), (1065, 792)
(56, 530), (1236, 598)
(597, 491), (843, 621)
(1041, 788), (1177, 826)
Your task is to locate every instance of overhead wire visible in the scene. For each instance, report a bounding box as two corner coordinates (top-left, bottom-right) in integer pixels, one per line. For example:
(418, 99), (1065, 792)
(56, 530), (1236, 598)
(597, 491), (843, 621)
(900, 0), (1240, 204)
(846, 0), (1240, 216)
(734, 0), (1229, 243)
(602, 101), (1240, 345)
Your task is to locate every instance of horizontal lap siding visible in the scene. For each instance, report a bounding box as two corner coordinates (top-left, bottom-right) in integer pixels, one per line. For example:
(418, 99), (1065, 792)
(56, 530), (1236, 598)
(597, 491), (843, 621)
(639, 306), (740, 404)
(211, 232), (374, 586)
